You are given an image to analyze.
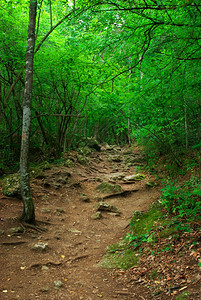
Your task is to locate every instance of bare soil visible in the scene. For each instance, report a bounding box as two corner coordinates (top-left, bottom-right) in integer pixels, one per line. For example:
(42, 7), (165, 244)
(0, 147), (200, 299)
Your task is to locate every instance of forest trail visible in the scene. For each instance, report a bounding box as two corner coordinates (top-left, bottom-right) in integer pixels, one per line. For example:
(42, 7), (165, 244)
(0, 146), (160, 299)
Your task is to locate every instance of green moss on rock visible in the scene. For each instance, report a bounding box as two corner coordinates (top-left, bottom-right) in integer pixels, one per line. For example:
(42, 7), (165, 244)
(96, 181), (122, 194)
(98, 241), (138, 269)
(77, 155), (89, 165)
(1, 173), (21, 197)
(124, 173), (146, 182)
(64, 159), (74, 168)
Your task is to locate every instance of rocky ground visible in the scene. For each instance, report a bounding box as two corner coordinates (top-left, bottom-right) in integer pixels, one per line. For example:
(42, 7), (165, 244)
(0, 145), (200, 299)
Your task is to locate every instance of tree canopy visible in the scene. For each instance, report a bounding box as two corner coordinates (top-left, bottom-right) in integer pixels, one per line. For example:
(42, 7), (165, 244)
(0, 0), (200, 166)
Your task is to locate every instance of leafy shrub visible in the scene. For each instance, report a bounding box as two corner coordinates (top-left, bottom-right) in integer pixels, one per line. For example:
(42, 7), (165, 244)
(161, 179), (201, 220)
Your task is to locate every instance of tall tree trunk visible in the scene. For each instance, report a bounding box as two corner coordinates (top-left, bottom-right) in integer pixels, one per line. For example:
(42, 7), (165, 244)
(19, 0), (37, 223)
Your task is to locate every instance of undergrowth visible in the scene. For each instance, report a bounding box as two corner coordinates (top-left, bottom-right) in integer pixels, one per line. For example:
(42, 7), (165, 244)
(101, 153), (201, 272)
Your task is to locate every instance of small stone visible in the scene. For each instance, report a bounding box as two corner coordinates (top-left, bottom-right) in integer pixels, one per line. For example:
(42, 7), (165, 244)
(68, 228), (81, 234)
(32, 242), (49, 252)
(41, 208), (51, 213)
(91, 212), (102, 220)
(80, 194), (90, 202)
(10, 227), (24, 234)
(42, 265), (49, 271)
(95, 202), (121, 214)
(54, 280), (63, 288)
(40, 286), (50, 293)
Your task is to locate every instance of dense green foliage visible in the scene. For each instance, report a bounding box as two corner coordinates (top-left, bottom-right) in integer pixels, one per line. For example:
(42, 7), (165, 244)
(0, 0), (200, 169)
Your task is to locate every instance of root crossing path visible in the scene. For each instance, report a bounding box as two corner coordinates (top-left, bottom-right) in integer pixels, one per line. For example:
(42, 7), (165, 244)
(0, 146), (160, 299)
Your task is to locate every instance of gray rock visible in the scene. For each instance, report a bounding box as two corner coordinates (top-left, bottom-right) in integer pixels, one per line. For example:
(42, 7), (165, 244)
(10, 227), (24, 234)
(96, 181), (122, 194)
(41, 208), (51, 213)
(32, 242), (49, 252)
(68, 228), (81, 234)
(95, 202), (121, 214)
(1, 173), (21, 197)
(124, 173), (146, 181)
(54, 280), (63, 288)
(42, 265), (49, 271)
(105, 172), (125, 181)
(91, 212), (102, 219)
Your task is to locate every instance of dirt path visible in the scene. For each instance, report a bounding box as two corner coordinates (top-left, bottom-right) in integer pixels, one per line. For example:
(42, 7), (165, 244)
(0, 146), (160, 299)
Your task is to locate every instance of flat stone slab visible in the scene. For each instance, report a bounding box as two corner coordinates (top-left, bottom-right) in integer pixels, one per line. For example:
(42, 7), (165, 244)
(124, 173), (146, 182)
(96, 181), (122, 194)
(95, 202), (121, 214)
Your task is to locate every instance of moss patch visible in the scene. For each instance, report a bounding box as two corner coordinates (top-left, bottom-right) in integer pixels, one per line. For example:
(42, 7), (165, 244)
(130, 208), (164, 236)
(1, 173), (21, 197)
(176, 291), (190, 300)
(99, 241), (138, 269)
(96, 181), (122, 194)
(159, 224), (177, 238)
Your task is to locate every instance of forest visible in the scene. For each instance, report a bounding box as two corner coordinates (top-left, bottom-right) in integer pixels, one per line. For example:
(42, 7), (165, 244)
(0, 0), (201, 298)
(1, 0), (200, 162)
(1, 0), (200, 218)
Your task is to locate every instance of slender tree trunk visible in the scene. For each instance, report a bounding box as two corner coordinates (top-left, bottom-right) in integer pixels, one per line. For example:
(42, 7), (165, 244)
(184, 97), (188, 149)
(19, 0), (37, 223)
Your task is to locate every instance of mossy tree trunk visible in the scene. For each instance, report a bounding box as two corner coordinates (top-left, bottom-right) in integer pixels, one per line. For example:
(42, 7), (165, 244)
(19, 0), (37, 223)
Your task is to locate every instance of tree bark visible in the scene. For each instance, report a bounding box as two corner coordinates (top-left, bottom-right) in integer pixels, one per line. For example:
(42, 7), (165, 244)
(19, 0), (37, 223)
